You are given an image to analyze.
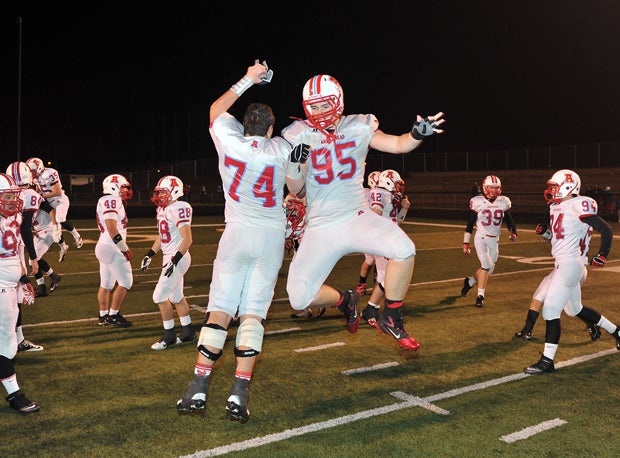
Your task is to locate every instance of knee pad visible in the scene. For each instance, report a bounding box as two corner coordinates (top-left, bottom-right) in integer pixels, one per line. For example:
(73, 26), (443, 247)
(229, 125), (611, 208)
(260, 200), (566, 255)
(197, 324), (228, 360)
(234, 318), (264, 355)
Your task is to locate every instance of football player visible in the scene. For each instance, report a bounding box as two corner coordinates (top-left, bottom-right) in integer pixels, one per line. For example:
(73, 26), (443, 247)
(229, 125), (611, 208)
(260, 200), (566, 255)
(95, 174), (134, 327)
(26, 157), (83, 261)
(177, 60), (289, 422)
(524, 170), (620, 374)
(356, 170), (381, 297)
(0, 173), (40, 414)
(283, 74), (443, 350)
(361, 170), (410, 328)
(141, 175), (195, 349)
(460, 175), (517, 307)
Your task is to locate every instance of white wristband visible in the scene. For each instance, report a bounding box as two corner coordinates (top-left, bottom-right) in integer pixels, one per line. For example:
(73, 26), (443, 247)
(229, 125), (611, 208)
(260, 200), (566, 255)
(231, 75), (253, 96)
(463, 232), (471, 244)
(117, 239), (129, 253)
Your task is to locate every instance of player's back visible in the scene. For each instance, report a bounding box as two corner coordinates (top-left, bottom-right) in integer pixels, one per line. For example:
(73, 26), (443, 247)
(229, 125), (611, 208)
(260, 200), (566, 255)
(211, 113), (289, 230)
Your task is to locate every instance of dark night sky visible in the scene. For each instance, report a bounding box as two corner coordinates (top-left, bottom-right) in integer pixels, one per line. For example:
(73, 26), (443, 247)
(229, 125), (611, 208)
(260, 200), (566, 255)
(2, 1), (620, 173)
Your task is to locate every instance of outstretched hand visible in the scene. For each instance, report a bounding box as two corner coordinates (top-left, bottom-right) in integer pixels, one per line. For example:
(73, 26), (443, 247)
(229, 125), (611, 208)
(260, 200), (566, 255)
(411, 112), (445, 140)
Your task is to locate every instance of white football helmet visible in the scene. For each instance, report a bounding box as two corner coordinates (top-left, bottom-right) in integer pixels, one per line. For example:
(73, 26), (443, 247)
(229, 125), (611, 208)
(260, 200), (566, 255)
(482, 175), (502, 200)
(367, 171), (381, 189)
(0, 173), (23, 218)
(26, 157), (45, 178)
(151, 175), (184, 207)
(103, 174), (133, 201)
(378, 169), (404, 194)
(6, 162), (33, 187)
(302, 74), (344, 131)
(545, 169), (581, 203)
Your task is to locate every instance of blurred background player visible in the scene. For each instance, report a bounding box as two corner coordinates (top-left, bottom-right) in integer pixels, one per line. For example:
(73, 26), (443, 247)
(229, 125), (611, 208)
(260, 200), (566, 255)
(26, 157), (82, 262)
(461, 175), (517, 307)
(285, 193), (325, 319)
(356, 170), (381, 297)
(95, 174), (134, 327)
(141, 175), (195, 350)
(0, 172), (40, 414)
(514, 222), (600, 341)
(361, 170), (410, 327)
(6, 161), (55, 351)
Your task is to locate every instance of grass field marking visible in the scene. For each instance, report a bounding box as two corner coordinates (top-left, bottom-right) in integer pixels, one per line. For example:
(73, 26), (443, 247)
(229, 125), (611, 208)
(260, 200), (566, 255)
(294, 342), (346, 353)
(499, 418), (567, 443)
(341, 361), (400, 375)
(390, 391), (450, 415)
(178, 348), (618, 457)
(266, 327), (301, 335)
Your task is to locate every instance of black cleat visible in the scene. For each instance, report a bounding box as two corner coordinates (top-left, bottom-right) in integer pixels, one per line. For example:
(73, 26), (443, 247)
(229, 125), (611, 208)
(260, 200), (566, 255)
(338, 289), (360, 333)
(461, 277), (473, 297)
(6, 390), (40, 414)
(98, 314), (109, 326)
(475, 295), (484, 307)
(614, 329), (620, 351)
(524, 355), (555, 375)
(49, 273), (62, 292)
(35, 285), (48, 298)
(587, 324), (601, 342)
(514, 330), (532, 341)
(226, 394), (249, 423)
(105, 313), (132, 327)
(178, 325), (196, 343)
(177, 396), (206, 417)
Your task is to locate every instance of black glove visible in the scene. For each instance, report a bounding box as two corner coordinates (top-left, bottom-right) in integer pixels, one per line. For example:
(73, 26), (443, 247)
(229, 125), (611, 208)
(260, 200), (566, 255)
(411, 117), (438, 140)
(290, 144), (310, 164)
(164, 251), (183, 278)
(535, 223), (547, 235)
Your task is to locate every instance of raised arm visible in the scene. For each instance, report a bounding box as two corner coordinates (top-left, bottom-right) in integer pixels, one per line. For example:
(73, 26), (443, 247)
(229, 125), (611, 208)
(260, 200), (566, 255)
(209, 60), (273, 122)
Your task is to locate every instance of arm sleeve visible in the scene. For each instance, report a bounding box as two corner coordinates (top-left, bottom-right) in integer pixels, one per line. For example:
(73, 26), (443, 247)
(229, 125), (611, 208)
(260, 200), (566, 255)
(582, 215), (613, 257)
(465, 210), (477, 234)
(40, 200), (54, 213)
(20, 213), (37, 260)
(504, 211), (517, 234)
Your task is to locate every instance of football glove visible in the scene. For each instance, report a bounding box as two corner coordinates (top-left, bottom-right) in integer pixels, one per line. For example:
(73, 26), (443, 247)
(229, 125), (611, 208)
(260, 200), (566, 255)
(509, 233), (517, 242)
(163, 251), (183, 277)
(535, 223), (547, 235)
(18, 282), (35, 306)
(411, 116), (440, 140)
(256, 60), (273, 85)
(141, 255), (152, 272)
(463, 243), (471, 255)
(290, 143), (310, 164)
(590, 254), (606, 267)
(52, 223), (62, 243)
(122, 249), (133, 262)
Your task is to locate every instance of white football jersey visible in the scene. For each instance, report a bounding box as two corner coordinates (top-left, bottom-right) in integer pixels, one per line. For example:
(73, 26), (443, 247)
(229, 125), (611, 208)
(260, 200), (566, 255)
(156, 200), (193, 256)
(96, 194), (128, 243)
(282, 114), (378, 229)
(35, 167), (65, 197)
(369, 187), (399, 223)
(0, 213), (22, 260)
(469, 195), (512, 237)
(20, 188), (44, 214)
(549, 196), (598, 260)
(210, 112), (290, 231)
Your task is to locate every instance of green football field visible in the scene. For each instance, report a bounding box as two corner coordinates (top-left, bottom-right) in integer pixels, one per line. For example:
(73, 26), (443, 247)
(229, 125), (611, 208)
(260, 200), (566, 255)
(6, 216), (620, 457)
